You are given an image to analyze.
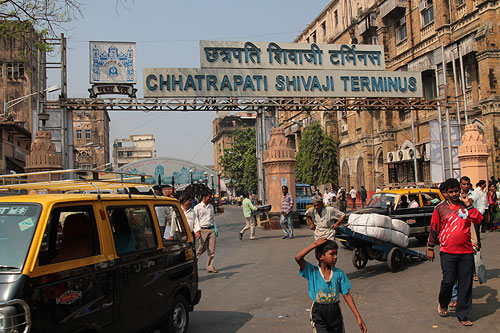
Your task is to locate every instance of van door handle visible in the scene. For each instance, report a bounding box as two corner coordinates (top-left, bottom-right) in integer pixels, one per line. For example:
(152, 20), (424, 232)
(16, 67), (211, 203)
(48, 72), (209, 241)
(103, 302), (113, 309)
(95, 262), (109, 269)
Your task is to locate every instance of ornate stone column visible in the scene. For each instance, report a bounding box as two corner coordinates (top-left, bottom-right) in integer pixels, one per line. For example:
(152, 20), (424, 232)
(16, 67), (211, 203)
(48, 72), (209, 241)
(457, 124), (489, 185)
(25, 131), (62, 182)
(263, 128), (297, 228)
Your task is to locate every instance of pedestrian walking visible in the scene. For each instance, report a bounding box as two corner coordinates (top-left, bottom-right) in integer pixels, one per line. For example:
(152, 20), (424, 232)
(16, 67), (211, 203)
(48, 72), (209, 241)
(239, 193), (258, 240)
(349, 186), (357, 210)
(338, 187), (347, 212)
(295, 237), (367, 333)
(474, 180), (488, 232)
(194, 191), (218, 273)
(488, 183), (500, 230)
(308, 195), (345, 240)
(181, 195), (195, 234)
(280, 185), (294, 239)
(460, 176), (483, 249)
(360, 186), (367, 208)
(426, 178), (483, 326)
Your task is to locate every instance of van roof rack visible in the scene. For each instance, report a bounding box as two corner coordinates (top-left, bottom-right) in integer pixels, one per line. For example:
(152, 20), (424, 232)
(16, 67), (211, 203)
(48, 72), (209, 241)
(0, 169), (153, 193)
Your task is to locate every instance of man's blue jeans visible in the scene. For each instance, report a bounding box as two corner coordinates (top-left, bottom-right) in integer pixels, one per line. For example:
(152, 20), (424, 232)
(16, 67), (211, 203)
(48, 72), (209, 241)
(280, 213), (293, 237)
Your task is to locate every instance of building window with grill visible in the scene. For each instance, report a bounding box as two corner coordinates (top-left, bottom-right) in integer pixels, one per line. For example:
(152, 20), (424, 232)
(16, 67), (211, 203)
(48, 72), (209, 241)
(311, 31), (316, 43)
(420, 0), (434, 26)
(396, 17), (407, 42)
(334, 10), (338, 26)
(85, 129), (91, 139)
(7, 63), (13, 78)
(321, 21), (327, 43)
(76, 129), (82, 139)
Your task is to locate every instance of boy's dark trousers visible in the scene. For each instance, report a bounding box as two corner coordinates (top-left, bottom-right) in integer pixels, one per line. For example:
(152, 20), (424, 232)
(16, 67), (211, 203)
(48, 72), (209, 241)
(310, 302), (344, 333)
(439, 252), (474, 321)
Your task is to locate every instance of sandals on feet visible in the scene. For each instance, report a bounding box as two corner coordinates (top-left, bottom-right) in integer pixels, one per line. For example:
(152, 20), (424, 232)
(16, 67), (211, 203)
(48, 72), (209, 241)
(460, 319), (473, 326)
(207, 268), (219, 273)
(449, 301), (457, 310)
(438, 304), (448, 317)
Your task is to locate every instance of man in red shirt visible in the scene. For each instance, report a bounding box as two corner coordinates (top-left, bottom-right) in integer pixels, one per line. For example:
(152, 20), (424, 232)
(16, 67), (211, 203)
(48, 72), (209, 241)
(427, 178), (483, 326)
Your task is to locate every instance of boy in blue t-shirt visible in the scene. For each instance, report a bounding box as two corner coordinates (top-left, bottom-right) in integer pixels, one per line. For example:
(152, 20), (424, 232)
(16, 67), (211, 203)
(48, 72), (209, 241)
(295, 237), (367, 333)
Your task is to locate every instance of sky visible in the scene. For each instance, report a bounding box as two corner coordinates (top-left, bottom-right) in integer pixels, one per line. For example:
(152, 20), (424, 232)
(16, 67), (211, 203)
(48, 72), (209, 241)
(46, 0), (331, 166)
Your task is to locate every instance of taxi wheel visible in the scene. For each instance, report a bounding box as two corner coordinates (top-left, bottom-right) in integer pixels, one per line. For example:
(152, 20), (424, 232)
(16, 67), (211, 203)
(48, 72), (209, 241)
(166, 294), (189, 333)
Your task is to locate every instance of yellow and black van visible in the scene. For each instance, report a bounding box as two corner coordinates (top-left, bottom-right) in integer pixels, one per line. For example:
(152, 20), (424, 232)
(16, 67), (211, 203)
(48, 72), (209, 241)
(0, 171), (200, 333)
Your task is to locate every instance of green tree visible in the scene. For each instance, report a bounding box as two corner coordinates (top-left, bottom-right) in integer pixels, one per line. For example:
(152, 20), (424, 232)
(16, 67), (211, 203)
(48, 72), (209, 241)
(0, 1), (82, 43)
(295, 122), (338, 186)
(220, 127), (257, 195)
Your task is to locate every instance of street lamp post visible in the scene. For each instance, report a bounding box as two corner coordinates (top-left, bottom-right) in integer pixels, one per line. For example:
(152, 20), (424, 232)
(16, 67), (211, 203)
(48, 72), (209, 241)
(3, 85), (60, 116)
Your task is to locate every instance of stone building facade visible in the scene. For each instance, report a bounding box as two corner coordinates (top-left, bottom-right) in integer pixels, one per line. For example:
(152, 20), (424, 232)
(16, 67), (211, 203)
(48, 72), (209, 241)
(283, 0), (500, 192)
(212, 111), (257, 175)
(113, 134), (156, 169)
(0, 22), (44, 131)
(73, 109), (111, 170)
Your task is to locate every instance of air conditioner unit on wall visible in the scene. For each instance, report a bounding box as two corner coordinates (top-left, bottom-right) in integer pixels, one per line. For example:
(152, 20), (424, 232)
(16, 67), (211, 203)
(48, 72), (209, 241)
(387, 151), (395, 163)
(419, 1), (427, 11)
(407, 148), (421, 159)
(399, 17), (406, 26)
(341, 124), (348, 133)
(396, 149), (405, 161)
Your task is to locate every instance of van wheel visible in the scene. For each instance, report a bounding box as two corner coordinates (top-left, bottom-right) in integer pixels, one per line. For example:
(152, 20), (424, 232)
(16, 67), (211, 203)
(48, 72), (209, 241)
(166, 294), (189, 333)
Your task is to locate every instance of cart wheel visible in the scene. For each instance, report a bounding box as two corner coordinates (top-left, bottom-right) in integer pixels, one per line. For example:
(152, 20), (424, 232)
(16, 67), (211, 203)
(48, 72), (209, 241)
(352, 248), (368, 269)
(387, 248), (403, 272)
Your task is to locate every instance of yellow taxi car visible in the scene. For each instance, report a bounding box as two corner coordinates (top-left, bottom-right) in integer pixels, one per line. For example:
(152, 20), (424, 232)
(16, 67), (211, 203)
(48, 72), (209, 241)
(0, 171), (200, 333)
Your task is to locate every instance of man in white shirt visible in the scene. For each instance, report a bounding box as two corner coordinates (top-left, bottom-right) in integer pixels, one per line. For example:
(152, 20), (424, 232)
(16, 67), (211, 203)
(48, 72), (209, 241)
(181, 196), (195, 233)
(308, 195), (346, 240)
(193, 192), (218, 273)
(408, 194), (420, 208)
(349, 186), (357, 210)
(473, 180), (488, 232)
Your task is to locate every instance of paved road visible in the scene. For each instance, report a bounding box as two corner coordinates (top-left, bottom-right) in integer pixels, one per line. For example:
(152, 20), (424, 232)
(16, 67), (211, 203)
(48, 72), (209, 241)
(189, 206), (500, 333)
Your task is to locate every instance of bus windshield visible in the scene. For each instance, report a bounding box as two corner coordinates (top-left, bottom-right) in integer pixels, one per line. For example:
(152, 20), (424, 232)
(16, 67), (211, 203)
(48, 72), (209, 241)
(295, 186), (312, 197)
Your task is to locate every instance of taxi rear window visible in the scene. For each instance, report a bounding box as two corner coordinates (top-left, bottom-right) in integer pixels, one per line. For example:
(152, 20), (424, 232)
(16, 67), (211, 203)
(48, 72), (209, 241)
(107, 206), (158, 256)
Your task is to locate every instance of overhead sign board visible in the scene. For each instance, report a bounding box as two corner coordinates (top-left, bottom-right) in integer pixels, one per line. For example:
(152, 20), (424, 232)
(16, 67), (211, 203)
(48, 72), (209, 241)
(200, 41), (385, 71)
(143, 68), (422, 98)
(90, 41), (136, 84)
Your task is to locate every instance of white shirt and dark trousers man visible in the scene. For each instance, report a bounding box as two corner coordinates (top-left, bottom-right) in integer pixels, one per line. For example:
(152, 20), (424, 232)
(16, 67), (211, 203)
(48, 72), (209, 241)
(194, 201), (218, 273)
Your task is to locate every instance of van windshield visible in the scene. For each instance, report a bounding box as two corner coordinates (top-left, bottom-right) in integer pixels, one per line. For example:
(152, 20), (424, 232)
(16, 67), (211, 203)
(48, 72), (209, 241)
(367, 193), (398, 208)
(296, 186), (312, 197)
(0, 204), (41, 273)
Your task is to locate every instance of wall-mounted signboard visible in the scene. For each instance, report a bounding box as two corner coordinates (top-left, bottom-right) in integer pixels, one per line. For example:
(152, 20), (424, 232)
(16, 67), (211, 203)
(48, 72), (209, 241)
(90, 41), (136, 84)
(144, 68), (422, 98)
(199, 41), (385, 71)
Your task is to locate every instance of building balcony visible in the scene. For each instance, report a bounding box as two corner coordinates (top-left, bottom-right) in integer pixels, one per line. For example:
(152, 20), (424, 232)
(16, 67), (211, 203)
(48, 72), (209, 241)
(379, 0), (406, 19)
(420, 22), (435, 41)
(395, 38), (409, 55)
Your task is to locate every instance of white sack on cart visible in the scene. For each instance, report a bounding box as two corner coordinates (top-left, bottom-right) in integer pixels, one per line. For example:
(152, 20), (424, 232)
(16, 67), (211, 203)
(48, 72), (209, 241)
(348, 213), (391, 229)
(350, 225), (392, 242)
(391, 219), (410, 236)
(391, 229), (409, 248)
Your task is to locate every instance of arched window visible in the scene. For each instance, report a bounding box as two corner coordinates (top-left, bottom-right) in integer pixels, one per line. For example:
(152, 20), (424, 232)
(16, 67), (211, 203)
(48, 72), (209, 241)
(341, 160), (350, 189)
(356, 157), (364, 189)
